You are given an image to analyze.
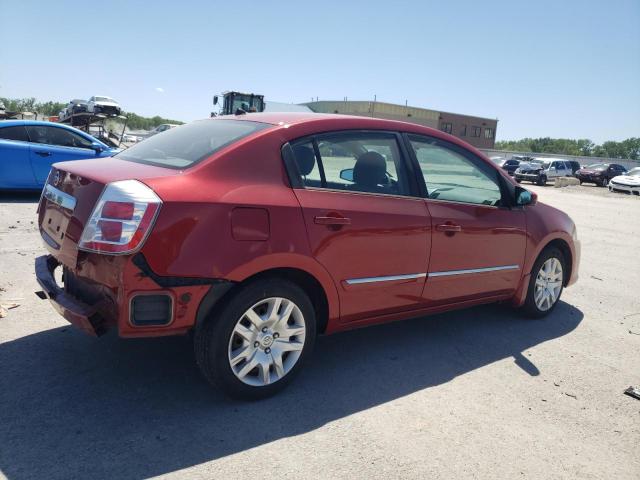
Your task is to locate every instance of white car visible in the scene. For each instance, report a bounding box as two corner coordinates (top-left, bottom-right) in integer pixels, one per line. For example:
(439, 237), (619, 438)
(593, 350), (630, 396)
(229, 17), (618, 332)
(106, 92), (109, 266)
(122, 133), (142, 143)
(514, 157), (572, 185)
(87, 96), (122, 116)
(148, 123), (179, 136)
(609, 167), (640, 195)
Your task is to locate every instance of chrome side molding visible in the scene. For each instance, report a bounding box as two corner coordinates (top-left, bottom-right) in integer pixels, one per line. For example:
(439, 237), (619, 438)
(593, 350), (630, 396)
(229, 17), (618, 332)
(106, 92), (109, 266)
(345, 272), (427, 285)
(428, 265), (520, 277)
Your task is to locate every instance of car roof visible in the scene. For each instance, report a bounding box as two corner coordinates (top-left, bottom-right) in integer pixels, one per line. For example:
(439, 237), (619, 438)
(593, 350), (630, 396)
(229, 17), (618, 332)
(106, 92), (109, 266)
(214, 112), (488, 156)
(0, 119), (87, 129)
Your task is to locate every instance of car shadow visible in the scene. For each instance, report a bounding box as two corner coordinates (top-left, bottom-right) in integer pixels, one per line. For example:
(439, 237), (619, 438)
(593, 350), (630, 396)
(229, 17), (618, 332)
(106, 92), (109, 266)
(0, 301), (582, 479)
(0, 191), (41, 204)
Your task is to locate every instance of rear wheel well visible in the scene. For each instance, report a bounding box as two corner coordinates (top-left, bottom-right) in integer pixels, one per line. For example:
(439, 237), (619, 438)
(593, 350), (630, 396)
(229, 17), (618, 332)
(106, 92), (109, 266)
(543, 239), (572, 286)
(196, 268), (329, 334)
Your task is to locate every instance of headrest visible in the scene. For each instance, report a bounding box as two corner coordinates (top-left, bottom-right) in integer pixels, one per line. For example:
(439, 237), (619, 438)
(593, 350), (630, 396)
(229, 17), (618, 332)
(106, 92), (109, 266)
(353, 151), (387, 187)
(293, 145), (316, 176)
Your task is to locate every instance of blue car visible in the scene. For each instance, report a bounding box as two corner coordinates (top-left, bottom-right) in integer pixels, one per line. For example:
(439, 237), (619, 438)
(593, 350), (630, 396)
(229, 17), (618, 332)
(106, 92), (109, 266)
(0, 120), (118, 190)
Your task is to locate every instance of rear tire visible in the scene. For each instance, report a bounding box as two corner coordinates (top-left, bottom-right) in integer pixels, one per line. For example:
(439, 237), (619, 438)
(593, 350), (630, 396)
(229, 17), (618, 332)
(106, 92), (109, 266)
(194, 278), (316, 400)
(522, 247), (565, 318)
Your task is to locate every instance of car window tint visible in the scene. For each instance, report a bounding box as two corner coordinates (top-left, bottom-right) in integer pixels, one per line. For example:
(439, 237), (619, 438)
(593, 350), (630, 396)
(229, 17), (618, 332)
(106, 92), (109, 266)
(0, 126), (29, 142)
(26, 126), (93, 148)
(295, 133), (411, 196)
(117, 119), (269, 169)
(408, 136), (502, 206)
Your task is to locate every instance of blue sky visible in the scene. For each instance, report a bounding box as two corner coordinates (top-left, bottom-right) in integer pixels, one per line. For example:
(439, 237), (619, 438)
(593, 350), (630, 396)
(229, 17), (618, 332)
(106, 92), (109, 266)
(0, 0), (638, 142)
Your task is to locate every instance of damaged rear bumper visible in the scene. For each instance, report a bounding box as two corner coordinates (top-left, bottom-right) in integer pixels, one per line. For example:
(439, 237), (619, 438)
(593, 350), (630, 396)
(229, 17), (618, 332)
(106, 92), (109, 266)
(35, 255), (108, 336)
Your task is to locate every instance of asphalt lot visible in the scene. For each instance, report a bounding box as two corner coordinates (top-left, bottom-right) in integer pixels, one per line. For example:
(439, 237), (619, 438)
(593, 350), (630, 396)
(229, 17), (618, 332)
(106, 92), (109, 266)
(0, 184), (638, 480)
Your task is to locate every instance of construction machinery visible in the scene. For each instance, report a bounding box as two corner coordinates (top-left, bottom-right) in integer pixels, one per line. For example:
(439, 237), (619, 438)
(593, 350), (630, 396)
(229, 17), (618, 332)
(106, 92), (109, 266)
(212, 91), (265, 116)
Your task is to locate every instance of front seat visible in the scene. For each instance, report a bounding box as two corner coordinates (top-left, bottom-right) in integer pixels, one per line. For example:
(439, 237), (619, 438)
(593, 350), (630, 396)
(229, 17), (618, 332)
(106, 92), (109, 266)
(352, 151), (387, 193)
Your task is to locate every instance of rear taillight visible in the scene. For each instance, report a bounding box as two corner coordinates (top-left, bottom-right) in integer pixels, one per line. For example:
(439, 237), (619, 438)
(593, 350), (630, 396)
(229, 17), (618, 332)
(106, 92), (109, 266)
(79, 180), (162, 255)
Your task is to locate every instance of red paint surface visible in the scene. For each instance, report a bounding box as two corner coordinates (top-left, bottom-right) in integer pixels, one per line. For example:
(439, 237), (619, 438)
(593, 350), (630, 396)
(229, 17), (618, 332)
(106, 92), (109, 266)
(37, 113), (579, 337)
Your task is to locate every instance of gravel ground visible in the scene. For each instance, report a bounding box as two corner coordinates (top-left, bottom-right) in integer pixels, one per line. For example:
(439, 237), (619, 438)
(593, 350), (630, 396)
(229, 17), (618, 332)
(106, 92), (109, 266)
(0, 185), (638, 480)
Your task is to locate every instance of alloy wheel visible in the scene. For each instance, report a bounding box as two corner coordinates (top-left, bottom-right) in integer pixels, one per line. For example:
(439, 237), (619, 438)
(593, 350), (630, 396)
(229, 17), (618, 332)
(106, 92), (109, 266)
(534, 258), (563, 311)
(228, 297), (306, 387)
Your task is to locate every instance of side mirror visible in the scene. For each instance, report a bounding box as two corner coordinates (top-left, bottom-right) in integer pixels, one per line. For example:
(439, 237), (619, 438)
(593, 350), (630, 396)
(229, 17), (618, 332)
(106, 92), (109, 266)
(91, 141), (104, 153)
(340, 168), (354, 182)
(213, 96), (219, 105)
(516, 187), (536, 206)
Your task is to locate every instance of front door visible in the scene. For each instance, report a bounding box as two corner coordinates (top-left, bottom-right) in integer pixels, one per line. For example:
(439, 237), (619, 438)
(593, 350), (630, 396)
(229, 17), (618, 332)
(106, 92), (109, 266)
(290, 131), (431, 322)
(26, 125), (97, 184)
(406, 134), (526, 305)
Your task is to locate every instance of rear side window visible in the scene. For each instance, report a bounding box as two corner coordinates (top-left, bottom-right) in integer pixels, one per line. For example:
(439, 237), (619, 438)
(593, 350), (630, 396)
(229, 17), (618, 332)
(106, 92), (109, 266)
(291, 132), (413, 197)
(0, 126), (29, 142)
(117, 119), (269, 169)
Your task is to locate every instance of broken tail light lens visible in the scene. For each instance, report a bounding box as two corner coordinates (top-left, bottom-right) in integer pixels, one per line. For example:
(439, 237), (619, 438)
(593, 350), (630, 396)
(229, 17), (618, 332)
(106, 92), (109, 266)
(79, 180), (162, 254)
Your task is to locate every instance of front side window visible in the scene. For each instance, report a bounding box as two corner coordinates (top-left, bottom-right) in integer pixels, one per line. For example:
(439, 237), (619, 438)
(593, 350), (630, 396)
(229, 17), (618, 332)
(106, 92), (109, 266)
(408, 135), (502, 206)
(25, 126), (93, 148)
(0, 126), (29, 142)
(117, 119), (269, 168)
(292, 132), (412, 196)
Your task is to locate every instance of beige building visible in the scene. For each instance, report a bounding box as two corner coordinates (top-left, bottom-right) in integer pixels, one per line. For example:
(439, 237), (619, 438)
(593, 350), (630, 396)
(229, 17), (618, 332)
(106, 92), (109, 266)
(303, 100), (498, 149)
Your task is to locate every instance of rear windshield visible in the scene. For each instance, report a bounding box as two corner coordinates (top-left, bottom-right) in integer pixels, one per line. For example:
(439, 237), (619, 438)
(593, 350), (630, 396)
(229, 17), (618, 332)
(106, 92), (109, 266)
(116, 119), (269, 168)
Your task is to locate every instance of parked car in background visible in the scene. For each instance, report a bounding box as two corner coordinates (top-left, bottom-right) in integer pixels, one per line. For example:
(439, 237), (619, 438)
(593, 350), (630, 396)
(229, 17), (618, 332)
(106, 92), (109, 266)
(575, 163), (627, 186)
(499, 158), (521, 176)
(87, 96), (122, 116)
(608, 166), (640, 195)
(34, 113), (580, 399)
(566, 160), (581, 175)
(0, 120), (118, 190)
(59, 99), (88, 121)
(122, 133), (142, 143)
(148, 123), (179, 136)
(515, 158), (572, 185)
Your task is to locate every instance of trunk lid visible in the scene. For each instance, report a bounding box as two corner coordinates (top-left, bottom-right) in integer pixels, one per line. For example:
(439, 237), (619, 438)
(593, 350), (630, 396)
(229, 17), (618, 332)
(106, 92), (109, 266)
(38, 158), (180, 268)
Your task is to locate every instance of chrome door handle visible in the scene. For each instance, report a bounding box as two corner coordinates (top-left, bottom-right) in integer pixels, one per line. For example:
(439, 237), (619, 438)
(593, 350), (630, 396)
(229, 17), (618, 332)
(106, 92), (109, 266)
(435, 223), (461, 233)
(314, 216), (351, 226)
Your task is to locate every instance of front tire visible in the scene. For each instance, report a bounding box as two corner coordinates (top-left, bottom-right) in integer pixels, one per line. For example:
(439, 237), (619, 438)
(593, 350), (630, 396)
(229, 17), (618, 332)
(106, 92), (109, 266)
(194, 278), (316, 400)
(522, 247), (565, 318)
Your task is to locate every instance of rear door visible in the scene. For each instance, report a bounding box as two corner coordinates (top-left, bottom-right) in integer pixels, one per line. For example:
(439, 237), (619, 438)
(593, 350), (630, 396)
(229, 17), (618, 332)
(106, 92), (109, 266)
(0, 125), (37, 188)
(26, 125), (97, 184)
(405, 135), (526, 305)
(288, 131), (431, 322)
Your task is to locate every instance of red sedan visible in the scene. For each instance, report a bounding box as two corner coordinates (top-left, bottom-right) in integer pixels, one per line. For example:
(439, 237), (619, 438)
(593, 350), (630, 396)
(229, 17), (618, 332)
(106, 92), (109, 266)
(35, 113), (580, 399)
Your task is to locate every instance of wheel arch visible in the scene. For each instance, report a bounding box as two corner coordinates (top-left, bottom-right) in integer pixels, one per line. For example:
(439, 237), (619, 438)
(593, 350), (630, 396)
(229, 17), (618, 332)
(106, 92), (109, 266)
(196, 264), (337, 335)
(544, 238), (573, 286)
(513, 233), (576, 308)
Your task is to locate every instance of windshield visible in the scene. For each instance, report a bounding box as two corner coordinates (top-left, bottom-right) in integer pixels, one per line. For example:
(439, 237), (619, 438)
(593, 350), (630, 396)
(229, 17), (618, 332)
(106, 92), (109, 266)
(95, 97), (114, 102)
(587, 163), (606, 170)
(626, 167), (640, 176)
(116, 119), (269, 168)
